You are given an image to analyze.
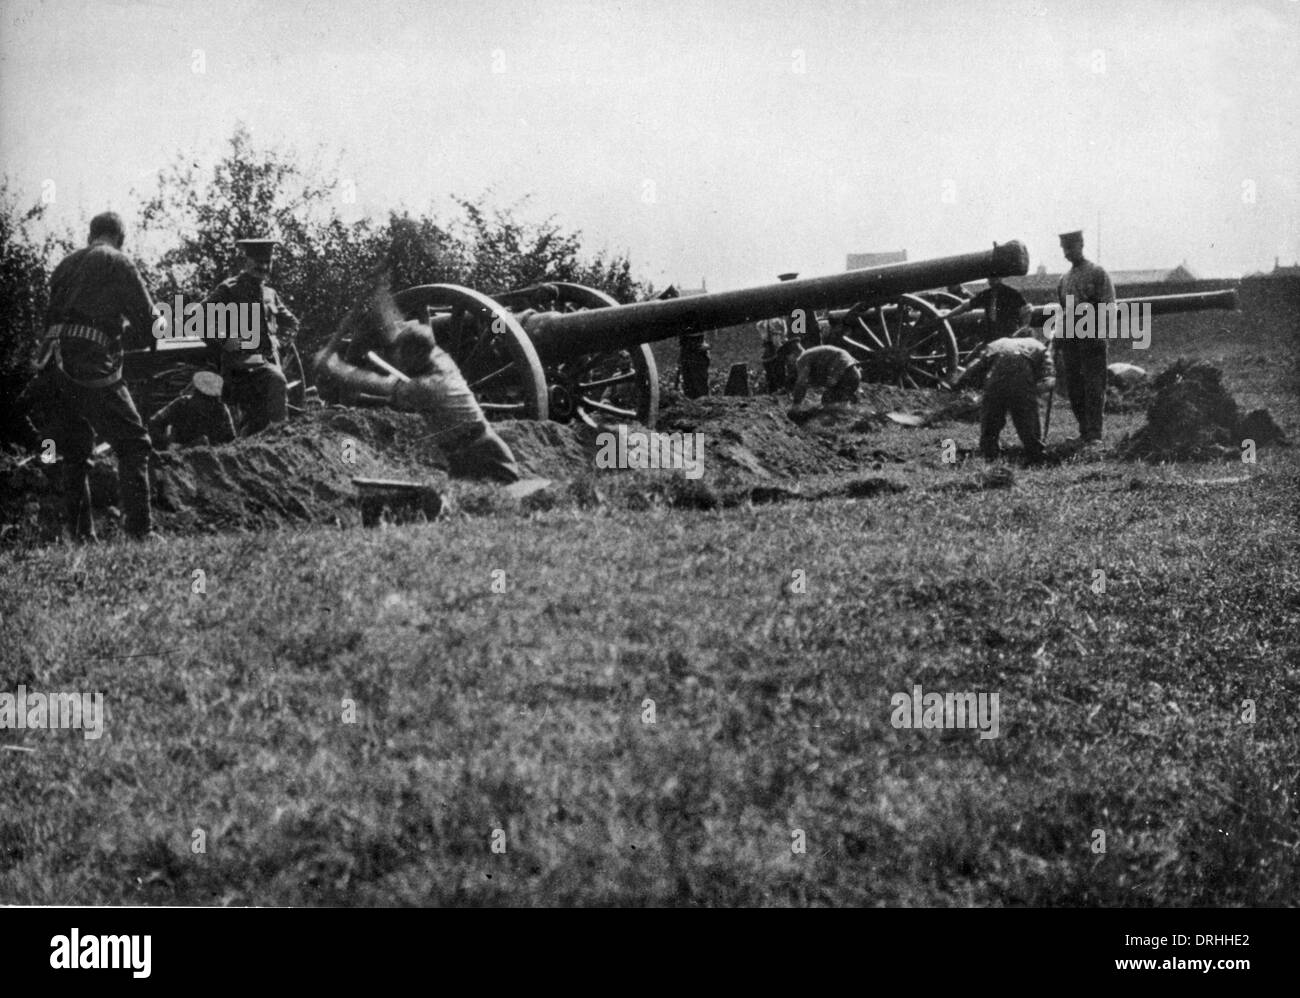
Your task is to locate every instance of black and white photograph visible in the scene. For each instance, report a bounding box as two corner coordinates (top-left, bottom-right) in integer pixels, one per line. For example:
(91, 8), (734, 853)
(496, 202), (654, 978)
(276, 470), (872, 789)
(0, 0), (1296, 954)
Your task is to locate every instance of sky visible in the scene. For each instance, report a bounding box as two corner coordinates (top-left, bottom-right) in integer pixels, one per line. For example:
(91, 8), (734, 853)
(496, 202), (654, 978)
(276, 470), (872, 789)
(1, 0), (1296, 291)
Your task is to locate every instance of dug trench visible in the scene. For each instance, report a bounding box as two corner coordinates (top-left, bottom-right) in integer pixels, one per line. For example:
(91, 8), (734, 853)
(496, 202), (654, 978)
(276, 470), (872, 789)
(0, 361), (1287, 545)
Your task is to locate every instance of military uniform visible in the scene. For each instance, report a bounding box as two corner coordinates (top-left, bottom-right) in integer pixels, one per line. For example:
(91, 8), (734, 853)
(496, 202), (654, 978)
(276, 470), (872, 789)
(203, 239), (297, 434)
(149, 373), (236, 448)
(960, 333), (1054, 462)
(791, 345), (862, 406)
(678, 332), (710, 398)
(758, 316), (790, 392)
(1055, 231), (1115, 443)
(318, 312), (522, 483)
(967, 282), (1028, 344)
(40, 235), (157, 540)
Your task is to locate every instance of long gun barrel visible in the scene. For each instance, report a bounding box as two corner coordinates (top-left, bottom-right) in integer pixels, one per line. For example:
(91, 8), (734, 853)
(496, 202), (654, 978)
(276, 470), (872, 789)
(1026, 288), (1238, 327)
(520, 240), (1030, 362)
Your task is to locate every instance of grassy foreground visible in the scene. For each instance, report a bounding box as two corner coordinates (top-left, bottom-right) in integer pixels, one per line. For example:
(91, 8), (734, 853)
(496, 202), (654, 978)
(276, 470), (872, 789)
(2, 458), (1297, 905)
(2, 303), (1298, 906)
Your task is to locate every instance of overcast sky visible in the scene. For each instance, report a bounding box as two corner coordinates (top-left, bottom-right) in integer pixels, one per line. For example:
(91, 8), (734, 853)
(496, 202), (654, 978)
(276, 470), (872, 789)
(2, 0), (1296, 290)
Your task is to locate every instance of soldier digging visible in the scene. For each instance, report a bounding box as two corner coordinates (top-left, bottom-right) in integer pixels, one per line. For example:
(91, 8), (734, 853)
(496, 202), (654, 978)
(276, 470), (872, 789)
(148, 371), (236, 449)
(948, 304), (1055, 464)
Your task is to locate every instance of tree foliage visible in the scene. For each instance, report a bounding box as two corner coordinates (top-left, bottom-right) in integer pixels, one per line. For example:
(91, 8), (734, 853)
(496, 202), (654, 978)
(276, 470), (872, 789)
(133, 125), (649, 361)
(0, 184), (72, 446)
(0, 126), (651, 446)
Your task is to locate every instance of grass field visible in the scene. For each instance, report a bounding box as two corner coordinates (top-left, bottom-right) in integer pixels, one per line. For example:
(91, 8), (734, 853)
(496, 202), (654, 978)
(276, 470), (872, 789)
(2, 289), (1297, 906)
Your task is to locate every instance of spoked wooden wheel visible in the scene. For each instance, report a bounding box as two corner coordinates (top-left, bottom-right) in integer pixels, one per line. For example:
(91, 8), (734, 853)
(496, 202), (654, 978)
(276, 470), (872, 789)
(534, 282), (659, 429)
(918, 290), (982, 365)
(841, 292), (960, 389)
(393, 284), (548, 421)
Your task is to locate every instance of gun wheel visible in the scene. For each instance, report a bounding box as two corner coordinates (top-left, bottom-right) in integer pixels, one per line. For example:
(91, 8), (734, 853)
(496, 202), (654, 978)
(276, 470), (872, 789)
(532, 283), (659, 429)
(841, 293), (959, 389)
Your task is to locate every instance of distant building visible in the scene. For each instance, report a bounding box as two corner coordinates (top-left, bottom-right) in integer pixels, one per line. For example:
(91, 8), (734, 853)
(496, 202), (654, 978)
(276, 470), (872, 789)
(1004, 261), (1199, 293)
(846, 250), (907, 271)
(1268, 257), (1300, 278)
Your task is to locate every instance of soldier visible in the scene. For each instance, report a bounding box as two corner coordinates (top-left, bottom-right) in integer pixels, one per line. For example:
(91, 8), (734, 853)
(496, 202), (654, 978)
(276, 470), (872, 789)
(758, 272), (804, 392)
(678, 332), (711, 398)
(38, 211), (157, 541)
(654, 285), (709, 399)
(202, 237), (297, 434)
(929, 274), (1028, 346)
(314, 285), (522, 483)
(757, 313), (790, 392)
(1055, 229), (1115, 447)
(148, 371), (236, 449)
(787, 343), (862, 409)
(949, 309), (1055, 463)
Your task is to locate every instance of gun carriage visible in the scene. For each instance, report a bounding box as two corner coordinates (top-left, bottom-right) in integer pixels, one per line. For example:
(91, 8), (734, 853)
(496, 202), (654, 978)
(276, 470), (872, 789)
(388, 240), (1030, 428)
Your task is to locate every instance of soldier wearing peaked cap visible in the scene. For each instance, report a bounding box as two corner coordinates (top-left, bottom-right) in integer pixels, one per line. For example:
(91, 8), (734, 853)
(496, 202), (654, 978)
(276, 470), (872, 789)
(1055, 229), (1115, 447)
(148, 371), (236, 449)
(202, 237), (298, 434)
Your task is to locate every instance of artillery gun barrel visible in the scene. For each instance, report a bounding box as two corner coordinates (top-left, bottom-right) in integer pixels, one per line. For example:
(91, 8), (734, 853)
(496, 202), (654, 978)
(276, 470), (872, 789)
(1026, 288), (1238, 326)
(521, 240), (1029, 362)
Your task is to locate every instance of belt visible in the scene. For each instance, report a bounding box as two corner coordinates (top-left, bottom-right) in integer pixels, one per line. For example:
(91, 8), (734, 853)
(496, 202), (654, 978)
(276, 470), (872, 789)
(41, 324), (122, 388)
(49, 322), (113, 349)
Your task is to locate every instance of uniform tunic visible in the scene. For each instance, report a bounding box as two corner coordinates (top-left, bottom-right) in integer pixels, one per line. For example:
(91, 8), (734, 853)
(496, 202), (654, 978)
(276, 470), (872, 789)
(1056, 259), (1115, 442)
(962, 334), (1054, 461)
(967, 284), (1028, 344)
(149, 392), (236, 447)
(791, 346), (862, 405)
(41, 242), (157, 538)
(202, 272), (298, 433)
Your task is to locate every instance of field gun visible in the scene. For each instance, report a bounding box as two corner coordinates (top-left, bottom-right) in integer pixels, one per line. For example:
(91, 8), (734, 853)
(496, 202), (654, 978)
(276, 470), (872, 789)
(390, 240), (1030, 428)
(826, 288), (1239, 387)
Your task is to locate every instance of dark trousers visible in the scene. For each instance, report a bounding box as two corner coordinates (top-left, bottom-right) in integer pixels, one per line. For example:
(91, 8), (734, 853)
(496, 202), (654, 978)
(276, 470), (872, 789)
(981, 367), (1043, 462)
(1056, 339), (1107, 442)
(680, 350), (710, 398)
(49, 378), (152, 539)
(225, 364), (287, 435)
(762, 351), (788, 393)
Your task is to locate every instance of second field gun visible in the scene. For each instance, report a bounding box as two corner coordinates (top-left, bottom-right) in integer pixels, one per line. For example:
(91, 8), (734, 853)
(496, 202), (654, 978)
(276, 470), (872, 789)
(827, 288), (1239, 387)
(389, 239), (1030, 428)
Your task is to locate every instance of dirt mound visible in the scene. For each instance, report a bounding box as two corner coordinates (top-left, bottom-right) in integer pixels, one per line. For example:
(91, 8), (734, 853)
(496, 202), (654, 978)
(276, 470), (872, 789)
(1, 406), (605, 545)
(1117, 359), (1286, 462)
(655, 392), (913, 478)
(3, 390), (939, 545)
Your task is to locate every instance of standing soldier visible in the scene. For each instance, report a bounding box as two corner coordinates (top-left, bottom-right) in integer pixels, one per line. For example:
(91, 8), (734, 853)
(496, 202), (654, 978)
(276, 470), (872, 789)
(757, 314), (789, 393)
(928, 274), (1027, 346)
(1055, 229), (1115, 447)
(655, 285), (710, 399)
(678, 331), (711, 399)
(38, 211), (157, 541)
(203, 237), (297, 434)
(757, 273), (804, 392)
